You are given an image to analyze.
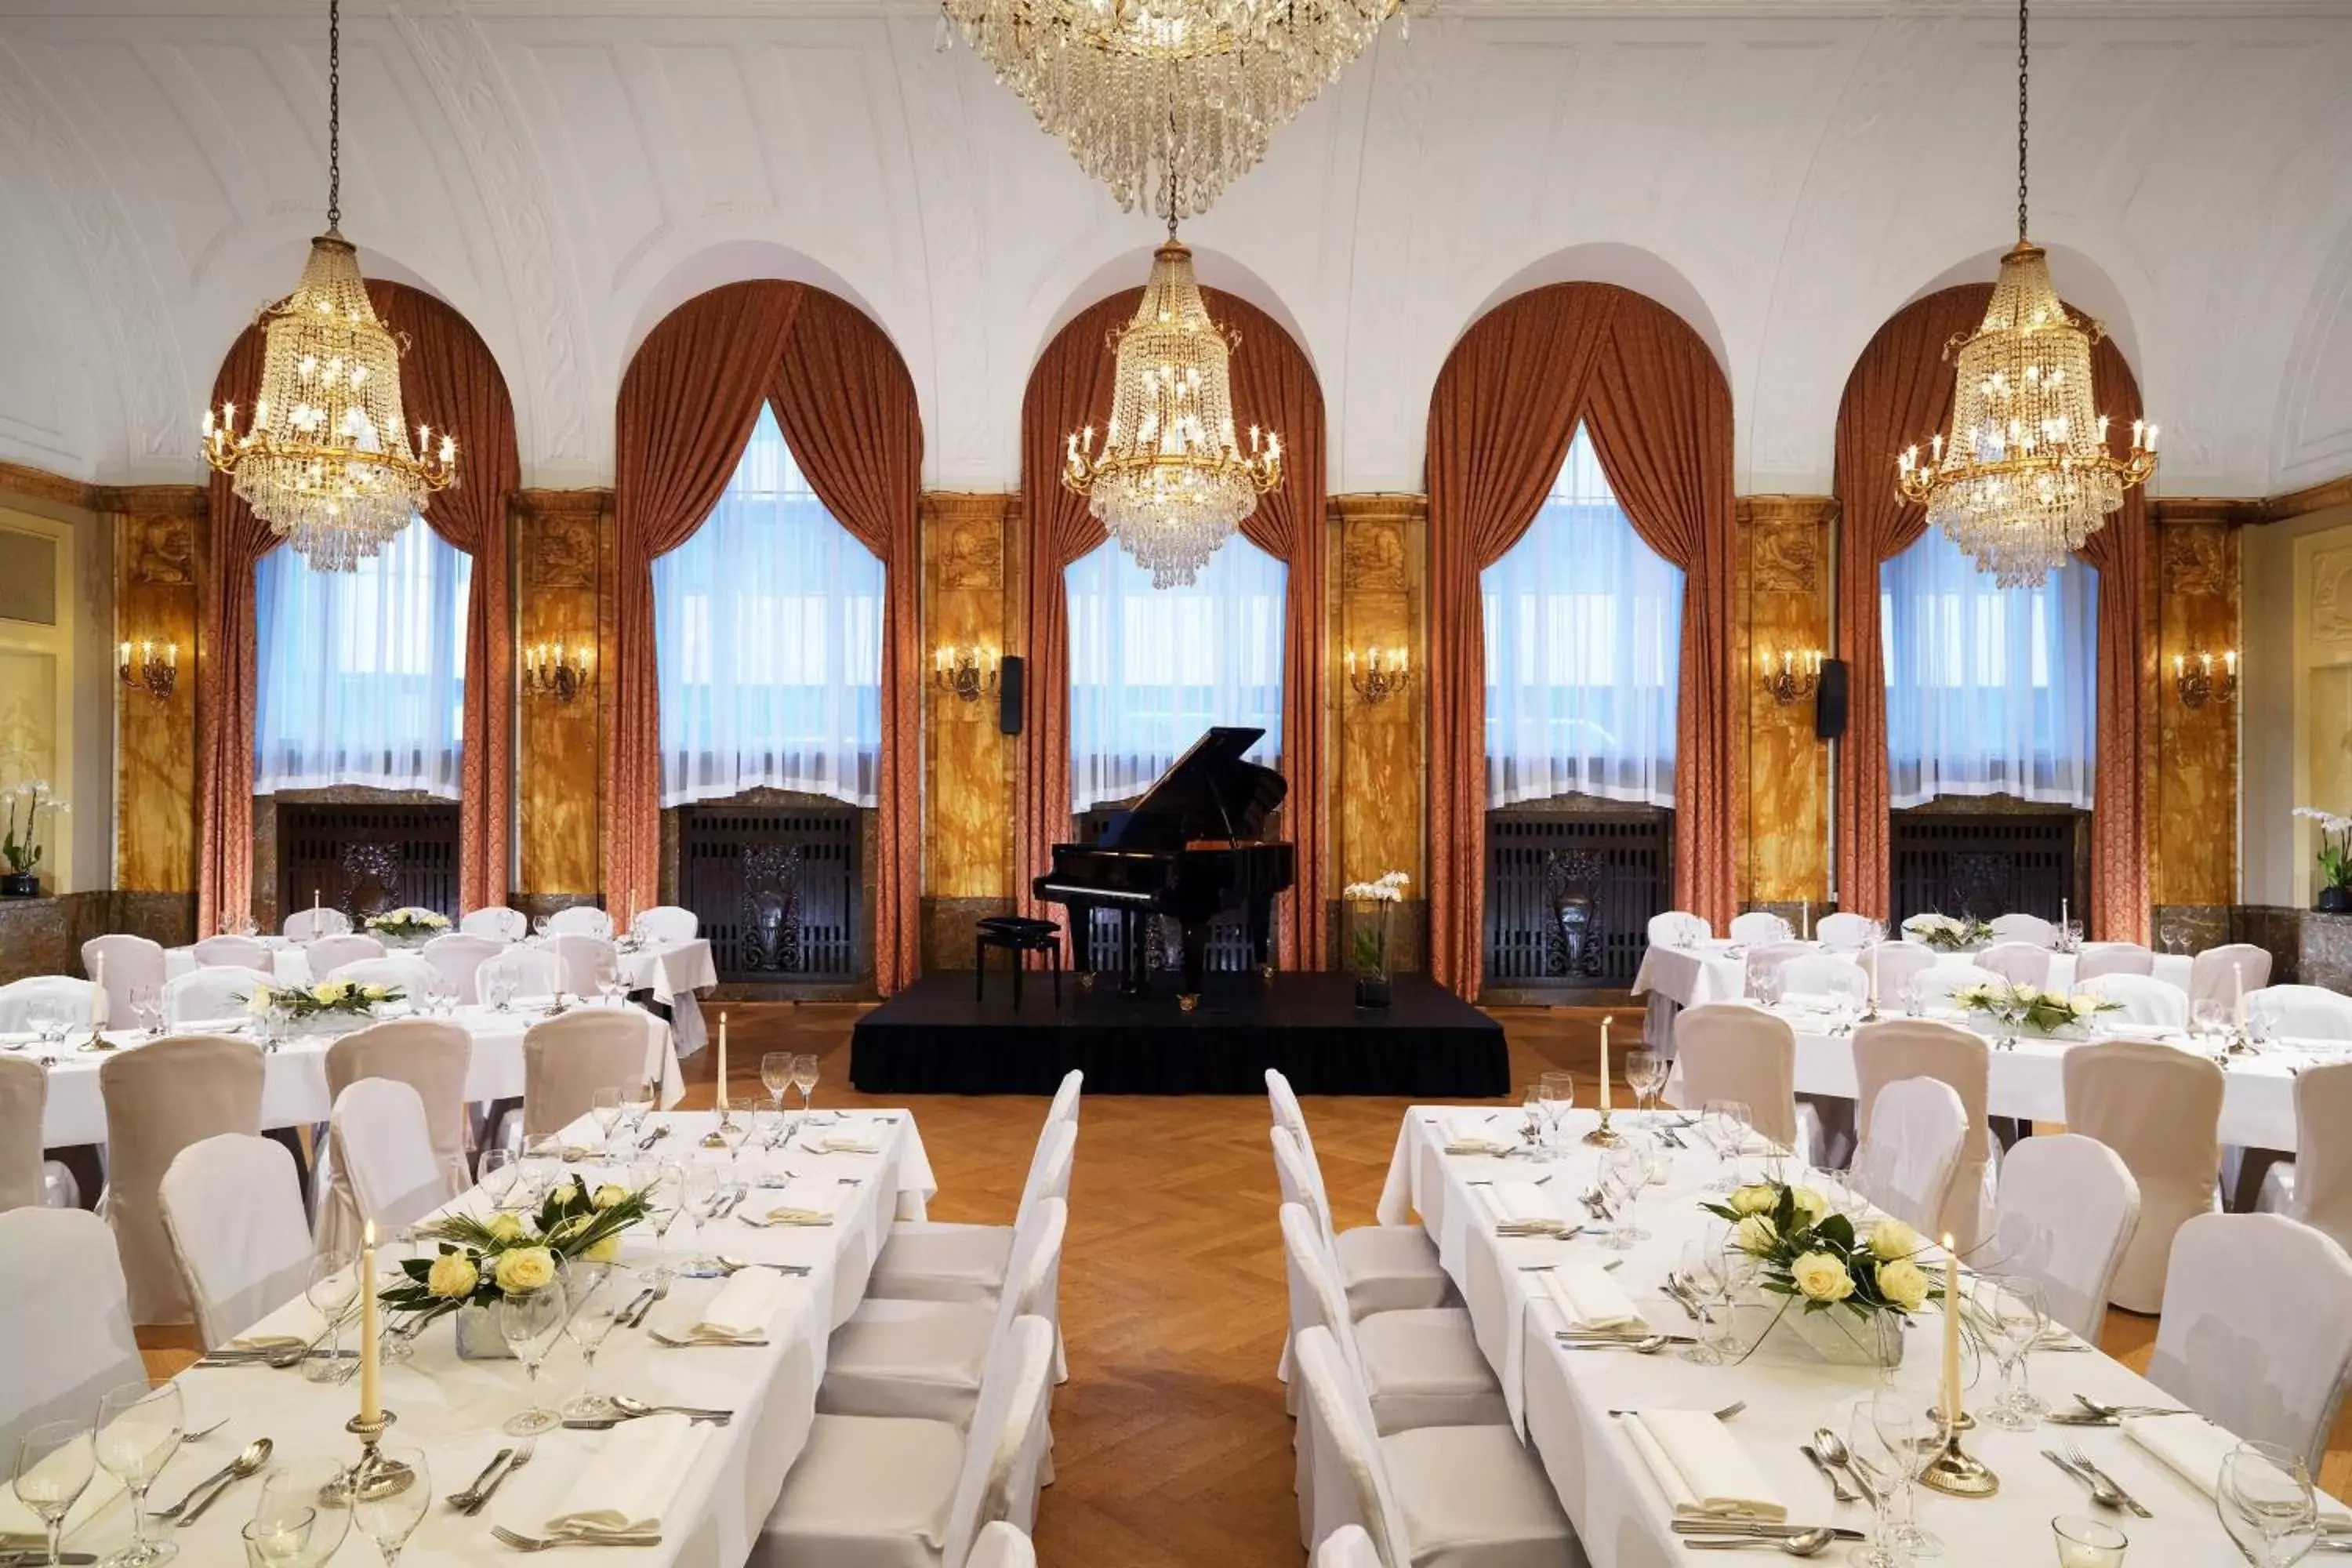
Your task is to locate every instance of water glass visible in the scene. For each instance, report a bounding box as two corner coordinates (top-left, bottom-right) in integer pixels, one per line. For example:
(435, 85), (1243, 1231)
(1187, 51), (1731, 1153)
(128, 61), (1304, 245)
(1871, 1389), (1944, 1559)
(1678, 1241), (1732, 1366)
(590, 1087), (625, 1149)
(241, 1508), (314, 1567)
(2052, 1514), (2128, 1567)
(129, 986), (162, 1039)
(1846, 1399), (1911, 1568)
(1701, 1099), (1751, 1192)
(761, 1052), (793, 1111)
(14, 1421), (94, 1567)
(1537, 1071), (1575, 1153)
(637, 1160), (687, 1279)
(562, 1264), (633, 1419)
(791, 1053), (821, 1115)
(252, 1459), (352, 1568)
(1599, 1142), (1647, 1248)
(498, 1277), (570, 1436)
(94, 1380), (182, 1567)
(351, 1446), (429, 1565)
(482, 967), (515, 1014)
(2216, 1440), (2318, 1566)
(1625, 1047), (1668, 1113)
(477, 1149), (526, 1211)
(303, 1252), (360, 1384)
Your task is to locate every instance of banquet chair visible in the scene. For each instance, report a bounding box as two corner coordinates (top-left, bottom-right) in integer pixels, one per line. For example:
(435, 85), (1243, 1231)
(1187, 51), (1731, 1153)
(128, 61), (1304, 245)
(1986, 1133), (2139, 1342)
(1270, 1126), (1454, 1318)
(1973, 941), (2053, 988)
(522, 1010), (659, 1140)
(319, 1079), (448, 1254)
(283, 906), (351, 941)
(99, 1034), (265, 1323)
(1854, 1078), (1968, 1239)
(303, 932), (385, 978)
(551, 932), (621, 996)
(2190, 942), (2273, 1011)
(0, 1208), (144, 1460)
(2062, 1040), (2223, 1313)
(2078, 973), (2188, 1029)
(325, 954), (438, 997)
(1814, 912), (1876, 950)
(0, 1057), (45, 1210)
(1266, 1065), (1323, 1173)
(1645, 911), (1710, 948)
(1292, 1326), (1573, 1568)
(1727, 910), (1791, 944)
(633, 904), (699, 943)
(2256, 1061), (2352, 1255)
(1315, 1525), (1383, 1568)
(1775, 953), (1867, 1004)
(0, 975), (103, 1033)
(1867, 941), (1940, 1007)
(1044, 1067), (1084, 1130)
(163, 964), (272, 1027)
(325, 1020), (474, 1197)
(1670, 1004), (1818, 1160)
(820, 1197), (1067, 1428)
(191, 934), (272, 969)
(459, 905), (528, 942)
(1852, 1019), (1993, 1250)
(1987, 913), (2056, 946)
(2246, 984), (2352, 1042)
(481, 947), (561, 1004)
(546, 905), (615, 939)
(158, 1133), (313, 1350)
(2076, 942), (2156, 982)
(420, 931), (501, 1004)
(2147, 1213), (2352, 1474)
(1740, 941), (1814, 996)
(870, 1120), (1079, 1308)
(755, 1315), (1057, 1568)
(81, 933), (165, 1024)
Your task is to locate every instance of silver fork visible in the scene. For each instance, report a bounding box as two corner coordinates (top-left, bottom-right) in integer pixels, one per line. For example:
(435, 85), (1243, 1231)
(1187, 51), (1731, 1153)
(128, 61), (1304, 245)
(491, 1526), (663, 1552)
(462, 1439), (534, 1517)
(2059, 1441), (2151, 1519)
(1610, 1400), (1748, 1421)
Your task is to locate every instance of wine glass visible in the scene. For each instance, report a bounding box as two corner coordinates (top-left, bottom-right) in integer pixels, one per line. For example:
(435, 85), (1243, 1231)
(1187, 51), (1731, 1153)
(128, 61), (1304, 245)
(637, 1160), (687, 1283)
(94, 1380), (181, 1567)
(2216, 1441), (2319, 1567)
(1625, 1047), (1668, 1116)
(497, 1276), (570, 1436)
(761, 1052), (793, 1112)
(1599, 1141), (1647, 1249)
(14, 1421), (94, 1568)
(303, 1252), (360, 1385)
(2194, 998), (2228, 1041)
(561, 1263), (633, 1420)
(481, 965), (515, 1014)
(25, 998), (67, 1053)
(716, 1113), (752, 1164)
(128, 986), (162, 1040)
(1970, 1275), (2049, 1430)
(531, 915), (554, 942)
(1701, 1099), (1751, 1192)
(350, 1446), (429, 1566)
(790, 1053), (820, 1116)
(683, 1160), (731, 1272)
(1871, 1388), (1944, 1559)
(477, 1148), (526, 1211)
(1537, 1071), (1574, 1156)
(1844, 1399), (1911, 1568)
(590, 1087), (626, 1152)
(1678, 1240), (1732, 1366)
(252, 1460), (351, 1568)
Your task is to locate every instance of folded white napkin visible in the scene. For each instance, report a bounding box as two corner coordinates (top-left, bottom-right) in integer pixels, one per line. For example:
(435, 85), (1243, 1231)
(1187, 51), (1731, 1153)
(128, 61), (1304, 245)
(2124, 1416), (2239, 1499)
(760, 1178), (842, 1227)
(538, 1414), (708, 1537)
(684, 1266), (793, 1341)
(1442, 1112), (1515, 1156)
(817, 1122), (884, 1155)
(1536, 1262), (1643, 1332)
(1624, 1410), (1787, 1522)
(1475, 1181), (1570, 1236)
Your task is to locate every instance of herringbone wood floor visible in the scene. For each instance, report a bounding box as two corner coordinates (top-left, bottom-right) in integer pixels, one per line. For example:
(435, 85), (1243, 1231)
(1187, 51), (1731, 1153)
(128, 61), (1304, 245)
(140, 1000), (2352, 1562)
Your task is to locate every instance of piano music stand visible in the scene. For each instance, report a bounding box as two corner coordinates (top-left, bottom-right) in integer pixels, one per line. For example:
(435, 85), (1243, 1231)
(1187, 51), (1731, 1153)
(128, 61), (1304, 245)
(976, 916), (1062, 1009)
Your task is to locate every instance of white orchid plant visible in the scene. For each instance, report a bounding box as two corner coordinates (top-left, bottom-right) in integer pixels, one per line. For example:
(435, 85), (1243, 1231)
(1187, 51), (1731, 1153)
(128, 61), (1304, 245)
(2294, 807), (2352, 892)
(2, 781), (67, 877)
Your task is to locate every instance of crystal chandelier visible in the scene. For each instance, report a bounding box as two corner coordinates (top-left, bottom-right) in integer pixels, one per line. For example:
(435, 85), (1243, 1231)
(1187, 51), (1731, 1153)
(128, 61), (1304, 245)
(1064, 236), (1281, 588)
(940, 0), (1400, 223)
(201, 0), (452, 571)
(1894, 0), (2154, 588)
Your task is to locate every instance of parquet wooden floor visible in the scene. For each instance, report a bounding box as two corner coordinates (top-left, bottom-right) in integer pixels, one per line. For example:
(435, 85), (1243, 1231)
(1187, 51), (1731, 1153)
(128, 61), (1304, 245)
(138, 999), (2352, 1563)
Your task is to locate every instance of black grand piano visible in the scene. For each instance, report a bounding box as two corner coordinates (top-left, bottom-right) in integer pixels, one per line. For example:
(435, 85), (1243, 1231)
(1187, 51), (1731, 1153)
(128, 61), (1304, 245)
(1032, 726), (1294, 1010)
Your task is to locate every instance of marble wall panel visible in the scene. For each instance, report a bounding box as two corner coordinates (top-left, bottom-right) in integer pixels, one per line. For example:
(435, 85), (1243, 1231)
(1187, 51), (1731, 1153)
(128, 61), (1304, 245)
(514, 490), (610, 898)
(922, 493), (1016, 908)
(1332, 495), (1425, 964)
(110, 489), (204, 892)
(1738, 497), (1834, 905)
(2153, 502), (2241, 909)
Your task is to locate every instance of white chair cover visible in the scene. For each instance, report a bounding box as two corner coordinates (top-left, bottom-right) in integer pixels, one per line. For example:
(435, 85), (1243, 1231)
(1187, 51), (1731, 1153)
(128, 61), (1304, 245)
(0, 1209), (144, 1460)
(551, 933), (620, 996)
(1988, 913), (2056, 946)
(192, 934), (273, 969)
(1775, 953), (1867, 1003)
(547, 905), (615, 939)
(1741, 941), (1814, 994)
(2190, 943), (2273, 1011)
(1813, 913), (1875, 950)
(482, 947), (561, 1001)
(459, 906), (528, 942)
(1867, 941), (1940, 1006)
(325, 955), (438, 996)
(2148, 1214), (2352, 1474)
(524, 1010), (661, 1139)
(1853, 1019), (1993, 1250)
(304, 932), (386, 977)
(2246, 984), (2352, 1041)
(866, 1123), (1080, 1311)
(1973, 941), (2053, 988)
(1268, 1067), (1318, 1167)
(420, 932), (502, 1004)
(632, 905), (699, 943)
(81, 934), (165, 1023)
(1646, 911), (1710, 948)
(1671, 1004), (1801, 1151)
(1987, 1134), (2140, 1342)
(158, 1133), (314, 1350)
(99, 1035), (265, 1323)
(163, 964), (273, 1026)
(320, 1079), (448, 1256)
(2258, 1062), (2352, 1257)
(0, 1057), (45, 1211)
(1315, 1525), (1383, 1568)
(1293, 1326), (1417, 1568)
(324, 1019), (474, 1197)
(1044, 1069), (1083, 1129)
(1857, 1078), (1967, 1239)
(1728, 911), (1792, 944)
(0, 975), (104, 1033)
(2062, 1040), (2223, 1314)
(2076, 942), (2156, 981)
(2078, 973), (2188, 1029)
(283, 906), (351, 941)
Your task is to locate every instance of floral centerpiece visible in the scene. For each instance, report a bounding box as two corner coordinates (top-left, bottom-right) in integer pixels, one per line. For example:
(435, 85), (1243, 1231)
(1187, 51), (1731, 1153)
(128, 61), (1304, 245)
(1950, 978), (2119, 1040)
(1709, 1181), (1928, 1367)
(365, 907), (450, 946)
(381, 1176), (652, 1356)
(1, 781), (66, 897)
(1342, 870), (1410, 1010)
(244, 978), (402, 1029)
(2295, 807), (2352, 913)
(1903, 913), (1994, 953)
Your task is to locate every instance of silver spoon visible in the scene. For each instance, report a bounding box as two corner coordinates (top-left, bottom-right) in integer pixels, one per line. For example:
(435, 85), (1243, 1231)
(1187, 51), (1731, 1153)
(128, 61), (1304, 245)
(608, 1395), (734, 1421)
(2072, 1393), (2194, 1419)
(1684, 1527), (1835, 1555)
(1810, 1428), (1877, 1508)
(1799, 1443), (1860, 1504)
(156, 1437), (272, 1523)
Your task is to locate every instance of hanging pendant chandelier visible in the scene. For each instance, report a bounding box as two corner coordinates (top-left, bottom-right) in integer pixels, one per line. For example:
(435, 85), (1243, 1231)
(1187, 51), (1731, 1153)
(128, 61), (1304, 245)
(1894, 0), (2154, 589)
(202, 0), (452, 572)
(1063, 233), (1281, 588)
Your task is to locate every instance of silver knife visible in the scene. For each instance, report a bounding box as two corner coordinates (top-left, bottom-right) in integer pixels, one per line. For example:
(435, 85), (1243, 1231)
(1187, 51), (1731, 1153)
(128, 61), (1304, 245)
(2074, 1454), (2153, 1519)
(460, 1449), (520, 1516)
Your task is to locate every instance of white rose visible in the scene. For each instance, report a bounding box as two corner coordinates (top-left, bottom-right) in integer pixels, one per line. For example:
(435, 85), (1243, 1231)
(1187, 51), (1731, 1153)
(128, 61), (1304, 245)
(1867, 1218), (1923, 1261)
(493, 1247), (557, 1294)
(1875, 1258), (1929, 1312)
(1790, 1250), (1856, 1302)
(1731, 1214), (1778, 1256)
(426, 1252), (479, 1299)
(1728, 1183), (1777, 1216)
(1788, 1186), (1831, 1226)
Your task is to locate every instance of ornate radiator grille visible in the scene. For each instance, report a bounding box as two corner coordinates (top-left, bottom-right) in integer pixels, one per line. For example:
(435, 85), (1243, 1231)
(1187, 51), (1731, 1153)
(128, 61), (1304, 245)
(681, 807), (861, 983)
(1483, 811), (1670, 987)
(1889, 812), (2078, 924)
(277, 804), (460, 923)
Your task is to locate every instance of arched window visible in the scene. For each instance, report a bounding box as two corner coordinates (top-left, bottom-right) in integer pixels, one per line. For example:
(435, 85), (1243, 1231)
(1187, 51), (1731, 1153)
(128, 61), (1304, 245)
(1065, 534), (1287, 813)
(1481, 425), (1682, 808)
(652, 404), (884, 806)
(253, 520), (471, 796)
(1881, 525), (2097, 807)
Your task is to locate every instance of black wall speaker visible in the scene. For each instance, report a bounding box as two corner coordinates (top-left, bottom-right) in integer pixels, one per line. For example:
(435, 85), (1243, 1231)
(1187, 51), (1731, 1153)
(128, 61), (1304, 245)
(998, 655), (1025, 735)
(1814, 657), (1849, 742)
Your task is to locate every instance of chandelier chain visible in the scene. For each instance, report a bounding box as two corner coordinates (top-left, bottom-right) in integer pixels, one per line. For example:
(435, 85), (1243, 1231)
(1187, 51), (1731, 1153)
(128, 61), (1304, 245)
(327, 0), (342, 230)
(2016, 0), (2029, 245)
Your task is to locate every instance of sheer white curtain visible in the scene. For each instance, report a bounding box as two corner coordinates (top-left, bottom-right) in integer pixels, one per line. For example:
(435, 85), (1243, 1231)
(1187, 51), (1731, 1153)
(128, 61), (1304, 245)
(253, 519), (470, 796)
(1881, 525), (2098, 808)
(1481, 425), (1682, 808)
(653, 405), (883, 808)
(1065, 533), (1286, 813)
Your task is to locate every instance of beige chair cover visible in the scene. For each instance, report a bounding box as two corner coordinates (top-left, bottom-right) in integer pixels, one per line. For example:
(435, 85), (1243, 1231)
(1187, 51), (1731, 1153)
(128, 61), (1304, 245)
(0, 1057), (45, 1211)
(1646, 911), (1711, 947)
(1814, 913), (1876, 950)
(483, 947), (561, 1002)
(547, 905), (615, 938)
(1988, 913), (2055, 945)
(459, 906), (528, 942)
(81, 934), (165, 1024)
(2246, 984), (2352, 1041)
(0, 975), (104, 1033)
(1728, 911), (1791, 944)
(0, 1208), (145, 1459)
(969, 1523), (1037, 1568)
(191, 934), (272, 969)
(2078, 973), (2188, 1029)
(551, 933), (621, 996)
(304, 932), (386, 977)
(318, 1078), (450, 1255)
(283, 906), (352, 941)
(1974, 941), (2053, 987)
(1987, 1133), (2139, 1342)
(1740, 939), (1812, 993)
(419, 932), (502, 1004)
(2148, 1213), (2352, 1474)
(2189, 943), (2273, 1011)
(98, 1034), (264, 1323)
(524, 1010), (661, 1138)
(2062, 1040), (2223, 1313)
(326, 955), (438, 996)
(2076, 942), (2156, 981)
(158, 1133), (314, 1349)
(634, 905), (699, 943)
(163, 964), (273, 1026)
(1777, 953), (1867, 1003)
(325, 1019), (474, 1197)
(1673, 1003), (1800, 1150)
(1853, 1019), (1993, 1250)
(1867, 941), (1941, 1007)
(2256, 1061), (2352, 1258)
(1858, 1078), (1967, 1237)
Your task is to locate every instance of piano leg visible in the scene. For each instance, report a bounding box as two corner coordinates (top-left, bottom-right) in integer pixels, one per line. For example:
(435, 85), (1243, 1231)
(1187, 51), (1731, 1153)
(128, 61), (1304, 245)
(1248, 895), (1276, 980)
(1069, 903), (1097, 991)
(1120, 910), (1147, 997)
(1178, 920), (1210, 1011)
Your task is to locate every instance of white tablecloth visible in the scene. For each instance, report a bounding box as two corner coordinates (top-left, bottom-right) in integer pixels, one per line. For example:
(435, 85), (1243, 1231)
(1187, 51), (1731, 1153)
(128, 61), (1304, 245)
(26, 1001), (686, 1148)
(41, 1108), (933, 1568)
(1376, 1105), (2343, 1568)
(165, 938), (717, 1001)
(1634, 942), (2196, 1012)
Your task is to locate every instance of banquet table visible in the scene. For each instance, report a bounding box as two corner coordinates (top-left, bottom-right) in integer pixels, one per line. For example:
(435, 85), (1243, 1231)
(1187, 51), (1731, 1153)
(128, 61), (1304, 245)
(24, 1000), (687, 1149)
(0, 1108), (937, 1567)
(1375, 1105), (2344, 1568)
(164, 937), (718, 1006)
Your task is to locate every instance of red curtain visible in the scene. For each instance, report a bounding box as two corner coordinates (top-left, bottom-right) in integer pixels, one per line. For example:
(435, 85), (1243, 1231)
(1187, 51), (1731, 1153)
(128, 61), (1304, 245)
(2080, 336), (2154, 945)
(1426, 284), (1737, 1000)
(196, 323), (276, 936)
(1012, 287), (1330, 968)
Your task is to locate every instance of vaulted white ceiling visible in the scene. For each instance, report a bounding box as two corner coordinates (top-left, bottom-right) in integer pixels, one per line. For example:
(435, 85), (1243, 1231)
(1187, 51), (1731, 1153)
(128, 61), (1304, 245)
(4, 0), (2352, 499)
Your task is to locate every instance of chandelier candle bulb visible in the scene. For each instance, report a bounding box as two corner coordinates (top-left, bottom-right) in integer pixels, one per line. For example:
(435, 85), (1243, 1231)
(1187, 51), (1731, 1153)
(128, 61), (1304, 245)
(358, 1220), (381, 1427)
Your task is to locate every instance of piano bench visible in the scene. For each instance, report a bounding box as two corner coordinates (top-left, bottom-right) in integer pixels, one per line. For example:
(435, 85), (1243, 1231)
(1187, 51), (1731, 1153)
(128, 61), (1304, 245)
(975, 918), (1062, 1010)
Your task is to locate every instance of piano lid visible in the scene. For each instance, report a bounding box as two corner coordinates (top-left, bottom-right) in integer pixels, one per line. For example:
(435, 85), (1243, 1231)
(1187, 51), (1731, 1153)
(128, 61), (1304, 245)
(1097, 726), (1287, 852)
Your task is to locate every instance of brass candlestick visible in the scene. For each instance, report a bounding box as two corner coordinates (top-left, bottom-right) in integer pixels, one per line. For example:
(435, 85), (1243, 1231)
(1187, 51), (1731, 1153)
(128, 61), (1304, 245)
(701, 1107), (734, 1149)
(1582, 1108), (1624, 1147)
(341, 1409), (413, 1499)
(1918, 1412), (1998, 1497)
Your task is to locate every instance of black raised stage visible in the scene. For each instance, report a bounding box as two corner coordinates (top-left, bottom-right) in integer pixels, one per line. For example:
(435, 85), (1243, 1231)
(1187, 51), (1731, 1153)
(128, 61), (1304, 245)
(848, 971), (1508, 1097)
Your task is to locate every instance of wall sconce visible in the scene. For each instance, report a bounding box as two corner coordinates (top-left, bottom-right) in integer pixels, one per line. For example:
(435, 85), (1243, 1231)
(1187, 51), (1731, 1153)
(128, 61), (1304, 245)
(1347, 644), (1412, 706)
(1760, 647), (1822, 706)
(2173, 648), (2238, 710)
(523, 640), (593, 702)
(935, 644), (1000, 703)
(118, 638), (178, 702)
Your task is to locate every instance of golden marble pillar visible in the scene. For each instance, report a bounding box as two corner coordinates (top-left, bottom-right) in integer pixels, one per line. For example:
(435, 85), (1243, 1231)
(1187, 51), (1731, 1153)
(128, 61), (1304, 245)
(1331, 493), (1426, 966)
(1736, 496), (1835, 906)
(920, 492), (1019, 964)
(2152, 499), (2242, 909)
(513, 489), (611, 899)
(106, 486), (206, 894)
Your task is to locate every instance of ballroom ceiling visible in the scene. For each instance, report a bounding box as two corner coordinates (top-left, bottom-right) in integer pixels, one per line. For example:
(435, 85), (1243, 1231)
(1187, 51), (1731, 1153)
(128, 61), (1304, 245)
(3, 0), (2351, 498)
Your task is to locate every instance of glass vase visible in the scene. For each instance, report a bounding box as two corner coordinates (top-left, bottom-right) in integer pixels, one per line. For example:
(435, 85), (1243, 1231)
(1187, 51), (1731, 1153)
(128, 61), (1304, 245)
(454, 1303), (514, 1360)
(1348, 899), (1392, 1009)
(1739, 1298), (1906, 1370)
